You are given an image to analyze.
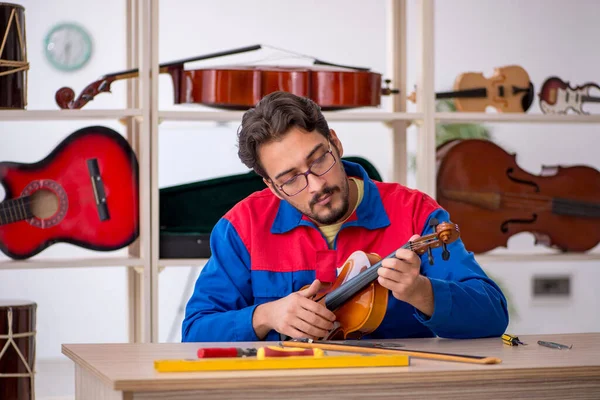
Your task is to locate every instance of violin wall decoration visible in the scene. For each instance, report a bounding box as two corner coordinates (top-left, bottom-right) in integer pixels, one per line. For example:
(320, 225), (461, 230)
(407, 65), (535, 113)
(55, 44), (400, 111)
(306, 219), (460, 340)
(436, 139), (600, 254)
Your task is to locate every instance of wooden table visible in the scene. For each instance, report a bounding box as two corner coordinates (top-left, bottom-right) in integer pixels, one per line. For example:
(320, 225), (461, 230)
(62, 333), (600, 400)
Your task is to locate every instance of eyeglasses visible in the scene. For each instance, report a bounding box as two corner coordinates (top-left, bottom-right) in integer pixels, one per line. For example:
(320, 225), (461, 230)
(275, 143), (337, 197)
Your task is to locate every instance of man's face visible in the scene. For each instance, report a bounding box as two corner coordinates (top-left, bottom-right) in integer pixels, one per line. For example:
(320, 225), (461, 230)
(259, 128), (350, 226)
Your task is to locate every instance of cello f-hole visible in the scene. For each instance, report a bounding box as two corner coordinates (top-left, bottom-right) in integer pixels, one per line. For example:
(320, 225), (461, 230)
(506, 167), (540, 192)
(500, 213), (538, 233)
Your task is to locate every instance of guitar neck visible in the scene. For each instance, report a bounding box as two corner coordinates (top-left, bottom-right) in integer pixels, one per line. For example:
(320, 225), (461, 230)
(324, 243), (411, 310)
(581, 95), (600, 103)
(0, 197), (33, 226)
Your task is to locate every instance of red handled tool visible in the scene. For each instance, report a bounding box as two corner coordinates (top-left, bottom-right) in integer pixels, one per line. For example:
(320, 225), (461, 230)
(197, 347), (257, 358)
(197, 346), (323, 359)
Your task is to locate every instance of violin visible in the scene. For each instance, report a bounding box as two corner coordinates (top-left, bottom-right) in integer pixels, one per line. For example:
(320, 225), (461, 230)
(436, 139), (600, 254)
(55, 44), (399, 111)
(307, 220), (460, 340)
(407, 65), (534, 113)
(538, 76), (600, 115)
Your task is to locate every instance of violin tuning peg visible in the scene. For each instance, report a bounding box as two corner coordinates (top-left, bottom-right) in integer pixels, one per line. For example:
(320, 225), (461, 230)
(429, 218), (439, 229)
(442, 243), (450, 261)
(427, 247), (434, 265)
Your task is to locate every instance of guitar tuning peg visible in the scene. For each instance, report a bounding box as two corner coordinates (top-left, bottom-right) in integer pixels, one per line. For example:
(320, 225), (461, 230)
(427, 247), (434, 265)
(442, 243), (450, 261)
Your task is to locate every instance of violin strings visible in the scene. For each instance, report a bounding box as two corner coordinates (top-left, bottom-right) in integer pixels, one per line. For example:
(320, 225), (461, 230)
(501, 194), (600, 217)
(325, 237), (445, 309)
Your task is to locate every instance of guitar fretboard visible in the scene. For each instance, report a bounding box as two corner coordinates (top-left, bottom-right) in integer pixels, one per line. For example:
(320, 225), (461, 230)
(0, 197), (33, 226)
(582, 95), (600, 103)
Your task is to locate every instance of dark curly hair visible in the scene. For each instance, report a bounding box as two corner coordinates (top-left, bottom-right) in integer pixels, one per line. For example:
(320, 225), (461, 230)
(237, 91), (331, 178)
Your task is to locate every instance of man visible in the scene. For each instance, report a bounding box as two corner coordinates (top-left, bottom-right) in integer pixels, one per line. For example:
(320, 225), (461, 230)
(182, 91), (509, 342)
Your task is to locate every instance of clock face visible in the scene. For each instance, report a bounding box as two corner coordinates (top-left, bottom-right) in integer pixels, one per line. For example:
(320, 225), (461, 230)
(44, 23), (92, 71)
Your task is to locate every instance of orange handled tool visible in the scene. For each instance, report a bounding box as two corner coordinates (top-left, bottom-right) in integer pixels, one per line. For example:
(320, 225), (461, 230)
(257, 346), (324, 359)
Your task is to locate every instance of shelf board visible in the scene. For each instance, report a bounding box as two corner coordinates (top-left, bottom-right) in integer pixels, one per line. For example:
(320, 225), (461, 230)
(0, 109), (142, 121)
(159, 258), (208, 267)
(0, 256), (145, 270)
(435, 112), (600, 124)
(474, 252), (600, 263)
(158, 110), (422, 122)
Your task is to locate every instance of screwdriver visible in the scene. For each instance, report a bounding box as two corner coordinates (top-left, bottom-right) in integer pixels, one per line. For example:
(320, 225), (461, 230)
(502, 333), (527, 346)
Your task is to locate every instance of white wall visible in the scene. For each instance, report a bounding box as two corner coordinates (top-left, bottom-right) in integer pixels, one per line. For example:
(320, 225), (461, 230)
(1, 0), (599, 396)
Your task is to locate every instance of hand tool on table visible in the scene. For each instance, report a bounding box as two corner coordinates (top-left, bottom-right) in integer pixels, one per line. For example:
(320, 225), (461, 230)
(197, 346), (324, 359)
(502, 333), (527, 346)
(537, 340), (573, 350)
(280, 339), (502, 365)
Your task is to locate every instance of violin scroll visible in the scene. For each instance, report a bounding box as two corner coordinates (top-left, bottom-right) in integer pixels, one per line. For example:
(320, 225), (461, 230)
(409, 221), (460, 260)
(55, 77), (116, 109)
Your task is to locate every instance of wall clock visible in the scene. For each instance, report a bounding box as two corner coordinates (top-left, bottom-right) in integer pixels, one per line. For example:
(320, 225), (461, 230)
(44, 22), (93, 72)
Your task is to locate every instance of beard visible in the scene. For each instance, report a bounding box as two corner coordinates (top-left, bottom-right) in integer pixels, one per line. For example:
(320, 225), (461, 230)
(279, 175), (350, 226)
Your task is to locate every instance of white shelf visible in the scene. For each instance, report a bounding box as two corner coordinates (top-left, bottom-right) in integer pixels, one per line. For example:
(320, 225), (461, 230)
(435, 112), (600, 124)
(0, 256), (144, 270)
(158, 110), (422, 123)
(158, 258), (208, 267)
(475, 252), (600, 263)
(0, 109), (142, 121)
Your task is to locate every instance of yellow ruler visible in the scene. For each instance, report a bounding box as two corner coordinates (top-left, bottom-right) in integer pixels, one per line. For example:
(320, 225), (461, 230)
(154, 354), (410, 372)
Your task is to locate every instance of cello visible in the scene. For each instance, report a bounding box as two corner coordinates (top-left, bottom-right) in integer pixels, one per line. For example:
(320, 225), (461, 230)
(55, 44), (399, 111)
(407, 65), (534, 113)
(436, 139), (600, 254)
(308, 219), (459, 340)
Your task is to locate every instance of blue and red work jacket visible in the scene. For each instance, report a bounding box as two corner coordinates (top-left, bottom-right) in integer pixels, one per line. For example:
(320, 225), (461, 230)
(182, 161), (509, 342)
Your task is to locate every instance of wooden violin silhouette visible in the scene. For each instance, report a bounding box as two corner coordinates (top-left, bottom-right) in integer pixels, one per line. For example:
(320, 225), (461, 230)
(55, 44), (399, 111)
(538, 76), (600, 115)
(436, 139), (600, 254)
(408, 65), (534, 113)
(307, 220), (460, 340)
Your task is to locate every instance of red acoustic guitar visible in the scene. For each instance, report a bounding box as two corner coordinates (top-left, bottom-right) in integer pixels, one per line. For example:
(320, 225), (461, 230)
(0, 126), (139, 259)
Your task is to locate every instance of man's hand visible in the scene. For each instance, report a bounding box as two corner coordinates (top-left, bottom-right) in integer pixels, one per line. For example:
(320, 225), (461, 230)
(377, 234), (435, 317)
(252, 279), (337, 340)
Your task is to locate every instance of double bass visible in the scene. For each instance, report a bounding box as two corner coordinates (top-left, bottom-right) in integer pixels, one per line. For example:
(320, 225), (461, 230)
(55, 44), (399, 111)
(308, 219), (459, 340)
(436, 139), (600, 254)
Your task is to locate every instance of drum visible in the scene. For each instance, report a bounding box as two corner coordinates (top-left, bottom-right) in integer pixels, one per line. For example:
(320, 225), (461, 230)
(0, 300), (36, 400)
(0, 2), (28, 109)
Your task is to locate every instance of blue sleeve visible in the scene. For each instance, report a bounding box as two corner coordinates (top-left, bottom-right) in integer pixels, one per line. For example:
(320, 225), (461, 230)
(413, 208), (509, 339)
(181, 218), (260, 342)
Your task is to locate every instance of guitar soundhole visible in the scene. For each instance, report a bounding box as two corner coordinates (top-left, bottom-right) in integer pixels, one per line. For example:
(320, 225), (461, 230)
(21, 180), (68, 228)
(30, 190), (59, 219)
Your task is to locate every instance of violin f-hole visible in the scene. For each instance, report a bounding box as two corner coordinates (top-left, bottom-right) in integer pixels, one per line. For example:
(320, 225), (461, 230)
(506, 167), (540, 192)
(500, 213), (538, 233)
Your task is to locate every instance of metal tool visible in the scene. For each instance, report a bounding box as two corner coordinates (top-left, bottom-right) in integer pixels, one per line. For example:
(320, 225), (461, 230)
(537, 340), (573, 350)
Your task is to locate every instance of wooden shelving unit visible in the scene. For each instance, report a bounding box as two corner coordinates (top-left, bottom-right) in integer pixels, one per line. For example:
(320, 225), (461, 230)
(1, 0), (599, 346)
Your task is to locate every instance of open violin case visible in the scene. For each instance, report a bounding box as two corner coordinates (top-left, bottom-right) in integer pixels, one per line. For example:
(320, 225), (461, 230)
(159, 156), (383, 258)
